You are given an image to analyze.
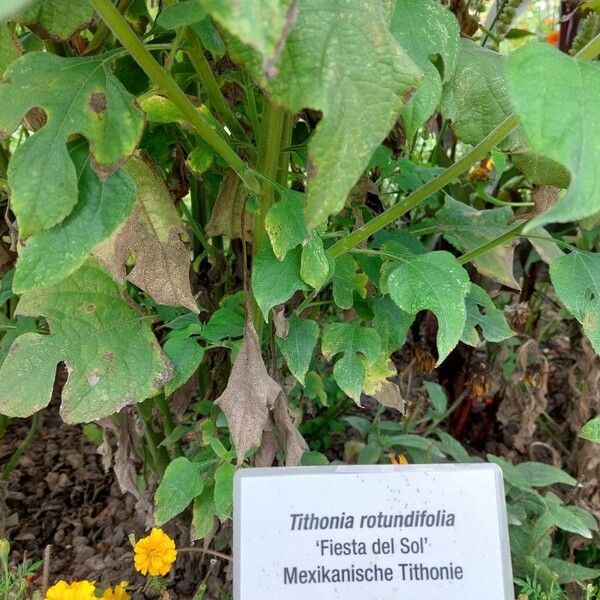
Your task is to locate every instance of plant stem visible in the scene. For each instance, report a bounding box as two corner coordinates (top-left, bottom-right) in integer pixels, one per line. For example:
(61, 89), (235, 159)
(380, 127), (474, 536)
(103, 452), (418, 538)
(137, 398), (170, 475)
(85, 0), (134, 55)
(183, 27), (248, 142)
(90, 0), (259, 194)
(457, 220), (527, 265)
(1, 412), (41, 480)
(155, 393), (182, 459)
(328, 115), (519, 258)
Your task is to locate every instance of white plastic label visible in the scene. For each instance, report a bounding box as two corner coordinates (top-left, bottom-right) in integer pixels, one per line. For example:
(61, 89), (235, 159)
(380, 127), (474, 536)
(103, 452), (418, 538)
(234, 464), (513, 599)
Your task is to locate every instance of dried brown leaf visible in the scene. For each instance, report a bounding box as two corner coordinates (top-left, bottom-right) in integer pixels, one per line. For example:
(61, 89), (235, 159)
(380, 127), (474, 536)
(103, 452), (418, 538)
(273, 393), (307, 466)
(206, 170), (251, 241)
(94, 155), (198, 313)
(216, 319), (282, 465)
(254, 416), (279, 467)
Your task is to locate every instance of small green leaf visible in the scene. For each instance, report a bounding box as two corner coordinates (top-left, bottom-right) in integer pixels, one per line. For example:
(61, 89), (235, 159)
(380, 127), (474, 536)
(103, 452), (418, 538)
(461, 284), (514, 347)
(163, 334), (204, 397)
(322, 322), (381, 403)
(201, 293), (245, 342)
(13, 144), (136, 294)
(157, 0), (206, 30)
(371, 296), (413, 354)
(155, 457), (204, 525)
(265, 190), (307, 261)
(300, 451), (329, 466)
(508, 42), (600, 229)
(332, 255), (368, 310)
(277, 316), (319, 384)
(545, 492), (593, 538)
(387, 251), (470, 364)
(186, 144), (213, 176)
(300, 233), (330, 290)
(18, 0), (94, 41)
(191, 485), (216, 541)
(580, 416), (600, 443)
(424, 381), (447, 415)
(545, 558), (600, 585)
(229, 0), (421, 229)
(0, 52), (144, 238)
(390, 0), (459, 140)
(0, 262), (171, 423)
(0, 24), (21, 76)
(214, 462), (235, 520)
(252, 243), (307, 321)
(514, 462), (577, 487)
(550, 251), (600, 353)
(303, 371), (327, 405)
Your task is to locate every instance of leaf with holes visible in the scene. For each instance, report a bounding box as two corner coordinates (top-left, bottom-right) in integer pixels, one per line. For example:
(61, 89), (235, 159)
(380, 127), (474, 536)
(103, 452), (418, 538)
(0, 52), (144, 239)
(13, 144), (136, 294)
(387, 251), (470, 364)
(550, 251), (600, 354)
(229, 0), (421, 229)
(0, 261), (171, 423)
(155, 457), (203, 525)
(17, 0), (95, 41)
(507, 42), (600, 229)
(322, 322), (381, 403)
(94, 155), (198, 313)
(461, 284), (514, 346)
(390, 0), (459, 141)
(276, 316), (319, 384)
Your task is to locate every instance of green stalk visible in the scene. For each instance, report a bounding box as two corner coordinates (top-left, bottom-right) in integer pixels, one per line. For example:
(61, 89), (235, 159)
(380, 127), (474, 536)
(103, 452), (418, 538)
(85, 0), (134, 55)
(183, 27), (248, 142)
(457, 221), (527, 265)
(90, 0), (259, 194)
(328, 30), (600, 259)
(328, 115), (519, 258)
(1, 412), (41, 480)
(137, 398), (170, 475)
(155, 393), (182, 459)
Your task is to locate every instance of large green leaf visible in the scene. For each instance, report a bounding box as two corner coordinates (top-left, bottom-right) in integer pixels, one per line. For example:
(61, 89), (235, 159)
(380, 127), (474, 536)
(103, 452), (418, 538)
(200, 0), (296, 72)
(550, 251), (600, 353)
(154, 457), (203, 525)
(507, 42), (600, 230)
(0, 262), (171, 423)
(387, 251), (470, 364)
(321, 322), (381, 403)
(252, 243), (307, 320)
(390, 0), (459, 141)
(276, 316), (319, 384)
(428, 197), (519, 289)
(13, 144), (136, 294)
(229, 0), (421, 229)
(461, 284), (514, 346)
(0, 52), (144, 238)
(17, 0), (95, 41)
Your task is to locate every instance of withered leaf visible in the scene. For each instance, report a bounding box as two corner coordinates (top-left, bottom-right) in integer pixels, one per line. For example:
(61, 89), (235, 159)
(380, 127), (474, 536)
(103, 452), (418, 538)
(216, 319), (282, 465)
(206, 170), (251, 241)
(273, 393), (307, 466)
(94, 155), (198, 313)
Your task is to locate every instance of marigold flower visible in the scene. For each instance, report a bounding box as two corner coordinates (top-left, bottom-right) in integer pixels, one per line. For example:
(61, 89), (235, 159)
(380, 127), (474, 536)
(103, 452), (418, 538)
(134, 528), (177, 577)
(389, 453), (409, 465)
(546, 30), (559, 45)
(102, 581), (131, 600)
(45, 580), (96, 600)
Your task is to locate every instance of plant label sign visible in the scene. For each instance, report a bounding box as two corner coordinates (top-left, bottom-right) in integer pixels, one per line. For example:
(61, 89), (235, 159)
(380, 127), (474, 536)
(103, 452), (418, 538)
(234, 464), (513, 599)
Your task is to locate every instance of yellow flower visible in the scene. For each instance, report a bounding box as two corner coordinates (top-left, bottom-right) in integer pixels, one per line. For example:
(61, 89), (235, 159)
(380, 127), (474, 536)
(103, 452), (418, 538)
(45, 580), (96, 600)
(102, 581), (131, 600)
(134, 528), (177, 577)
(389, 453), (409, 465)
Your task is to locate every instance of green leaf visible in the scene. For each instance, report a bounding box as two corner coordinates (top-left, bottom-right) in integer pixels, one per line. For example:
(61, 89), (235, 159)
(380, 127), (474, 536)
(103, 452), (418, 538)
(191, 485), (216, 541)
(201, 293), (245, 342)
(213, 462), (235, 520)
(300, 232), (330, 291)
(303, 371), (327, 405)
(0, 0), (34, 22)
(229, 0), (421, 229)
(371, 296), (413, 354)
(322, 322), (381, 403)
(265, 190), (307, 261)
(461, 284), (514, 347)
(301, 451), (329, 466)
(163, 334), (204, 397)
(0, 24), (21, 76)
(201, 0), (295, 70)
(251, 243), (307, 321)
(487, 454), (532, 491)
(507, 42), (600, 230)
(157, 0), (207, 30)
(514, 462), (577, 487)
(550, 251), (600, 353)
(13, 144), (136, 294)
(0, 262), (171, 423)
(155, 457), (204, 525)
(0, 52), (144, 239)
(94, 156), (198, 313)
(545, 558), (600, 585)
(390, 0), (459, 141)
(277, 316), (319, 385)
(387, 251), (470, 364)
(580, 416), (600, 443)
(18, 0), (94, 41)
(424, 381), (447, 415)
(545, 492), (593, 538)
(428, 197), (519, 289)
(332, 255), (368, 310)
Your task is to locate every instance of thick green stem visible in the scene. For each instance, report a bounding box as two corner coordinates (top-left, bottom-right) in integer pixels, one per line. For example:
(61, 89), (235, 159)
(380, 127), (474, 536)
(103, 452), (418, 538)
(156, 393), (182, 459)
(328, 115), (519, 258)
(90, 0), (259, 194)
(1, 412), (41, 480)
(457, 221), (527, 265)
(184, 27), (248, 142)
(137, 398), (170, 476)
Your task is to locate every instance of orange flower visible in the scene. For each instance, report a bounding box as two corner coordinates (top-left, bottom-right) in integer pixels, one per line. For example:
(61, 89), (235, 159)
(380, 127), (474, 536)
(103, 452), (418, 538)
(134, 528), (177, 577)
(546, 31), (559, 46)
